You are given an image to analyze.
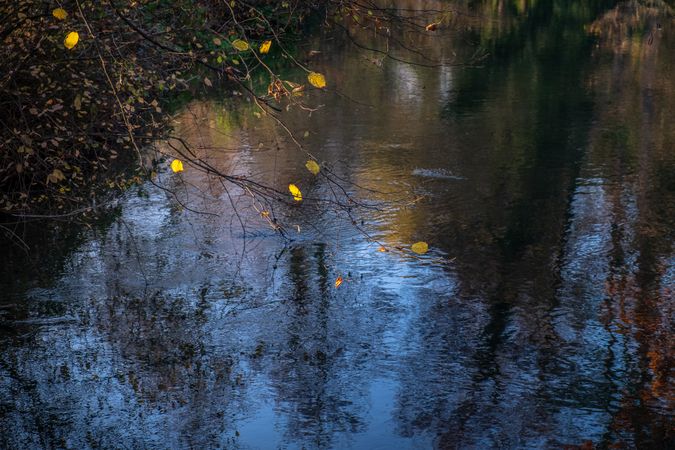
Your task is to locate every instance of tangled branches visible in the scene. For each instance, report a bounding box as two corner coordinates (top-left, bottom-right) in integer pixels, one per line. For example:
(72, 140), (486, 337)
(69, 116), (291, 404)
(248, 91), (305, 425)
(0, 0), (468, 238)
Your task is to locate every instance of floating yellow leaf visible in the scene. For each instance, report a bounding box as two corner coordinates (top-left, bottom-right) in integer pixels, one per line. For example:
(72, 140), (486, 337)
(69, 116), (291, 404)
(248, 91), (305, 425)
(259, 40), (272, 54)
(231, 39), (249, 51)
(64, 31), (79, 50)
(170, 159), (184, 173)
(425, 22), (439, 31)
(411, 241), (429, 254)
(307, 71), (326, 88)
(305, 160), (320, 176)
(288, 183), (302, 201)
(377, 246), (387, 252)
(335, 276), (343, 288)
(53, 8), (67, 20)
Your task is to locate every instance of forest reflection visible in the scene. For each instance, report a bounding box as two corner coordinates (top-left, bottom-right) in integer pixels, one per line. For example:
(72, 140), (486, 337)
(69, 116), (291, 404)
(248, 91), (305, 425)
(1, 0), (673, 448)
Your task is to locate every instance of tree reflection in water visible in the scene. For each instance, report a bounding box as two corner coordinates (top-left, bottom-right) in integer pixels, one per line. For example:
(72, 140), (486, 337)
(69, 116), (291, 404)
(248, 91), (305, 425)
(1, 0), (673, 448)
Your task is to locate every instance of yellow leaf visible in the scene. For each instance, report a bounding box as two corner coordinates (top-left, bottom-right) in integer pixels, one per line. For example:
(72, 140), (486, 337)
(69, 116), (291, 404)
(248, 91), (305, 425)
(305, 160), (320, 175)
(259, 40), (272, 54)
(291, 85), (305, 96)
(335, 276), (343, 288)
(52, 8), (67, 20)
(288, 183), (302, 201)
(231, 39), (249, 51)
(46, 169), (65, 184)
(64, 31), (79, 50)
(170, 159), (184, 173)
(425, 22), (439, 31)
(411, 241), (429, 254)
(307, 71), (326, 89)
(377, 246), (387, 252)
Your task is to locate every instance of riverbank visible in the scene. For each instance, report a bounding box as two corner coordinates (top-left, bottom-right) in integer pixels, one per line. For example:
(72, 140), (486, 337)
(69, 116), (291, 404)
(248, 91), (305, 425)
(0, 0), (330, 221)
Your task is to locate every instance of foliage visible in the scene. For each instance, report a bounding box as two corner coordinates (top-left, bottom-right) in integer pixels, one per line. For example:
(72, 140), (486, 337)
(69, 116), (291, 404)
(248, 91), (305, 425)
(0, 0), (464, 259)
(0, 0), (328, 219)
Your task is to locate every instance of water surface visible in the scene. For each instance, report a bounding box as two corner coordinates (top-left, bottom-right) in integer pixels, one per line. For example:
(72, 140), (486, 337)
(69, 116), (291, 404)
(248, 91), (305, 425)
(1, 1), (674, 448)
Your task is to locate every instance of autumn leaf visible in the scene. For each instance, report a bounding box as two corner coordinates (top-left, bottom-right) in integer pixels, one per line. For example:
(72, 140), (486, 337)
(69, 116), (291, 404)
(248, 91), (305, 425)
(425, 22), (439, 31)
(64, 32), (79, 50)
(335, 276), (343, 288)
(170, 159), (184, 173)
(259, 40), (272, 54)
(231, 39), (249, 51)
(53, 8), (67, 20)
(288, 183), (302, 201)
(291, 85), (305, 96)
(46, 169), (65, 184)
(378, 246), (387, 252)
(411, 241), (429, 254)
(307, 72), (326, 88)
(305, 160), (320, 175)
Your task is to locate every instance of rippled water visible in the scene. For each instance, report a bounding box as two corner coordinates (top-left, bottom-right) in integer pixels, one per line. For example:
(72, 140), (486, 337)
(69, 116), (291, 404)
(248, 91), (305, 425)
(1, 1), (674, 448)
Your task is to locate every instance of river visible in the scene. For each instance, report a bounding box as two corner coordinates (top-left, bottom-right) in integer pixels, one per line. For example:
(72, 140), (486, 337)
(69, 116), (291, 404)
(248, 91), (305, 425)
(1, 1), (673, 448)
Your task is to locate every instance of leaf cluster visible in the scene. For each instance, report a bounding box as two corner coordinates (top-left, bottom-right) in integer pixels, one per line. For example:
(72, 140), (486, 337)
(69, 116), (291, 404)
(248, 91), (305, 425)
(0, 0), (323, 220)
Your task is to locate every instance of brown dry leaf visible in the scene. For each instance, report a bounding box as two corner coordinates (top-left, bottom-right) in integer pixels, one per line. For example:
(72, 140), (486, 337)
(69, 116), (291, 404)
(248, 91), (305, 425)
(46, 169), (65, 184)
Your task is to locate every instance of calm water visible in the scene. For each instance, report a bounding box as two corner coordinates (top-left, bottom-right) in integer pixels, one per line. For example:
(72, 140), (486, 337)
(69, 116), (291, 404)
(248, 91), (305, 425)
(1, 1), (674, 448)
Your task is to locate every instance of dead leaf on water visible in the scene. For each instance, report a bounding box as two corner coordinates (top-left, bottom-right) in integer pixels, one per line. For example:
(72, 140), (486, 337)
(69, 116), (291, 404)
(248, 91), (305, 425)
(411, 241), (429, 254)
